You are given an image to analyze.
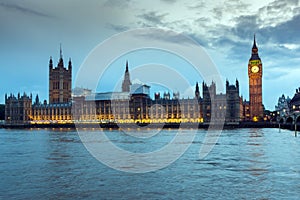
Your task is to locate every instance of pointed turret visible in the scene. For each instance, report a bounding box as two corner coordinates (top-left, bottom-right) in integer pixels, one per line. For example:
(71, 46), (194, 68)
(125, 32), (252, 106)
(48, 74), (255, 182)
(35, 94), (40, 105)
(49, 56), (53, 69)
(195, 82), (200, 98)
(60, 43), (63, 60)
(252, 34), (257, 50)
(68, 58), (72, 70)
(125, 60), (129, 72)
(122, 60), (132, 92)
(58, 44), (64, 68)
(250, 34), (261, 61)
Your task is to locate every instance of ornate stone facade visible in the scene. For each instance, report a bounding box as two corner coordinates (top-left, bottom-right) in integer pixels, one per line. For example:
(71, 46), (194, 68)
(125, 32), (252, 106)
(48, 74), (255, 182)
(5, 49), (248, 125)
(49, 45), (72, 104)
(5, 93), (32, 124)
(248, 35), (264, 121)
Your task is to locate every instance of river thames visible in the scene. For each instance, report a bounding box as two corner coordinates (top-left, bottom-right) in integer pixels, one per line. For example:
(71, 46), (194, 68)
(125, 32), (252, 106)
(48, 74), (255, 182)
(1, 128), (300, 199)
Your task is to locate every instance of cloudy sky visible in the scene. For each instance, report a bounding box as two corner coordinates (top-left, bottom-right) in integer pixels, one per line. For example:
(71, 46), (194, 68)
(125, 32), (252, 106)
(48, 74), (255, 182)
(1, 0), (300, 110)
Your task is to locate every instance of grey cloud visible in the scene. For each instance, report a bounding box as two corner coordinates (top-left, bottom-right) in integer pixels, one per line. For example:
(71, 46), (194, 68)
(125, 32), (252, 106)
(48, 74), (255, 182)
(0, 2), (54, 18)
(261, 14), (300, 43)
(231, 0), (300, 43)
(195, 17), (210, 24)
(264, 69), (289, 80)
(210, 1), (250, 21)
(137, 11), (168, 26)
(212, 7), (223, 20)
(160, 0), (177, 4)
(186, 1), (206, 9)
(224, 1), (250, 11)
(103, 0), (132, 8)
(261, 0), (299, 12)
(106, 23), (130, 32)
(232, 15), (259, 38)
(257, 0), (300, 27)
(188, 33), (211, 48)
(132, 28), (197, 46)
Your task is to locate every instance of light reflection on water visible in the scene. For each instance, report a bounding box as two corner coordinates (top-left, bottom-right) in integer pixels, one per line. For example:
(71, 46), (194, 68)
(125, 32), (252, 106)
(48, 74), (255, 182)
(0, 128), (300, 199)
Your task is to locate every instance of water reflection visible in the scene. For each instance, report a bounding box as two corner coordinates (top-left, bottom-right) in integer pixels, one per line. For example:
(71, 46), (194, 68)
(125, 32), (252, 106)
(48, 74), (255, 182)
(246, 129), (269, 177)
(43, 130), (83, 198)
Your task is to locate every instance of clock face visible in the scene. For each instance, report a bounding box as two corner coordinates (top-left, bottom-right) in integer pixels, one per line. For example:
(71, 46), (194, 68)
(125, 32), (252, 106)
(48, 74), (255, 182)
(251, 65), (259, 73)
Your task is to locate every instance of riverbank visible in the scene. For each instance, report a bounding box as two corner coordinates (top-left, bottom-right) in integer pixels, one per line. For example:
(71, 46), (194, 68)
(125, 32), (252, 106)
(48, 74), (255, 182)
(0, 121), (279, 129)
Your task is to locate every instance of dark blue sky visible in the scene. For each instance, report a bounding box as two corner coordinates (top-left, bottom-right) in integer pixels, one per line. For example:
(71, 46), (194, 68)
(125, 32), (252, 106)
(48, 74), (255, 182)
(1, 0), (300, 110)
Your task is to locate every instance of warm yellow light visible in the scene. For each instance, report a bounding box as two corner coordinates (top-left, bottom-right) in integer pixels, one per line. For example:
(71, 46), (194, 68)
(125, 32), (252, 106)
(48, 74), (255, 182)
(253, 116), (258, 122)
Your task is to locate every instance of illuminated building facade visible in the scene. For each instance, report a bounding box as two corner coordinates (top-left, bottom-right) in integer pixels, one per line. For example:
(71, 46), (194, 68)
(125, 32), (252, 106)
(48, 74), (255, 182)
(248, 35), (264, 121)
(202, 80), (241, 123)
(5, 93), (32, 124)
(32, 101), (72, 123)
(5, 43), (255, 125)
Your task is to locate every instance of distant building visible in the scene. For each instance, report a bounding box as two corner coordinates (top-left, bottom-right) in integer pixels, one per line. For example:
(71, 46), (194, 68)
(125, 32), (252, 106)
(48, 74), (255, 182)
(5, 38), (263, 125)
(289, 88), (300, 113)
(202, 80), (241, 123)
(5, 46), (73, 124)
(32, 101), (72, 123)
(275, 94), (291, 118)
(72, 87), (92, 97)
(31, 46), (73, 123)
(226, 80), (241, 122)
(131, 83), (150, 96)
(242, 100), (251, 121)
(73, 92), (131, 123)
(5, 93), (32, 124)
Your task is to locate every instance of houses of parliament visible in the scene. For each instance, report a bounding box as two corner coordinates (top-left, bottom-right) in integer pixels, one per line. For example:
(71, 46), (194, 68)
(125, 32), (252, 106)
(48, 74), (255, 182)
(4, 37), (264, 125)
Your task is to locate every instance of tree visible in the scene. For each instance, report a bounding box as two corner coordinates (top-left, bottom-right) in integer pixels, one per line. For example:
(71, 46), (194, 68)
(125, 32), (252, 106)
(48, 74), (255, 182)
(0, 104), (4, 120)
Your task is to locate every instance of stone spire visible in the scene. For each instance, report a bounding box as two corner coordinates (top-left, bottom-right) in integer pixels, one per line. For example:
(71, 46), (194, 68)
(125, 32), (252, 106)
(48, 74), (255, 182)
(58, 43), (64, 67)
(122, 60), (132, 92)
(195, 82), (200, 98)
(250, 34), (261, 61)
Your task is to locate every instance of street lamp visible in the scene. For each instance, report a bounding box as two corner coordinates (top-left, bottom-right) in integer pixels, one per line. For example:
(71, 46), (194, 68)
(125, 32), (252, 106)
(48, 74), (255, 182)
(294, 112), (298, 137)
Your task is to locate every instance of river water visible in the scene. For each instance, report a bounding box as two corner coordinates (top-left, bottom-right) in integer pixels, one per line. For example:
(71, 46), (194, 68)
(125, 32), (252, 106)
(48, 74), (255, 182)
(0, 128), (300, 199)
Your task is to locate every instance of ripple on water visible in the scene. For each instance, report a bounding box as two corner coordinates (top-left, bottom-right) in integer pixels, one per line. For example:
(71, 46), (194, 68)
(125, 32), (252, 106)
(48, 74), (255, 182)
(0, 128), (300, 199)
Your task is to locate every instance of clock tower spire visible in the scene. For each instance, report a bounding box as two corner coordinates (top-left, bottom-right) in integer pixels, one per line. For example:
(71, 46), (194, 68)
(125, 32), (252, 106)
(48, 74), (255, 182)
(248, 35), (263, 121)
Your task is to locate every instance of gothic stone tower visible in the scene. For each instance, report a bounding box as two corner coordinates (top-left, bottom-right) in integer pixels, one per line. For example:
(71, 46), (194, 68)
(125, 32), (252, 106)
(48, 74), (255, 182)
(49, 45), (72, 104)
(226, 80), (240, 122)
(202, 81), (216, 122)
(122, 61), (132, 92)
(248, 35), (263, 121)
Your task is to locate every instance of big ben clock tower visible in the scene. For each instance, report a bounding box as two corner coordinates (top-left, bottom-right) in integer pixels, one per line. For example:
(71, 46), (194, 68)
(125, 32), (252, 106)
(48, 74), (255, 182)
(248, 35), (263, 121)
